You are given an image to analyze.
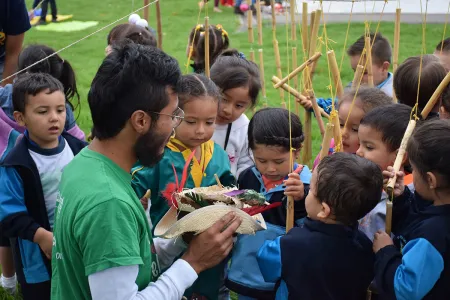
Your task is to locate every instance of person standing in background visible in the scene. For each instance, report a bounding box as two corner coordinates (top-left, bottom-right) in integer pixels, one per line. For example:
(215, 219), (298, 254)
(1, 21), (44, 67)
(33, 0), (58, 26)
(0, 0), (31, 86)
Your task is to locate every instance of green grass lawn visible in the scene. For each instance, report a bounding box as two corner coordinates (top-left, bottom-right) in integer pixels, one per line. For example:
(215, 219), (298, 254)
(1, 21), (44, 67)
(0, 0), (446, 298)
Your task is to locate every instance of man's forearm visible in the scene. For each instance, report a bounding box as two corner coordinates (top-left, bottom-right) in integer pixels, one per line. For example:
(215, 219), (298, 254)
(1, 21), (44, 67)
(2, 34), (25, 86)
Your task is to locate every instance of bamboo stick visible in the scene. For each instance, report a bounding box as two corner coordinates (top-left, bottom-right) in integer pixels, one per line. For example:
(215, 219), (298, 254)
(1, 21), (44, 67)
(301, 2), (308, 54)
(259, 49), (266, 101)
(320, 123), (334, 160)
(144, 0), (149, 21)
(250, 50), (255, 62)
(274, 52), (322, 88)
(272, 76), (330, 119)
(256, 0), (263, 46)
(143, 189), (151, 199)
(155, 0), (163, 50)
(286, 196), (295, 232)
(385, 200), (393, 234)
(214, 174), (223, 188)
(290, 0), (296, 41)
(332, 114), (343, 152)
(352, 65), (365, 89)
(292, 48), (298, 91)
(393, 8), (401, 75)
(421, 71), (450, 119)
(248, 8), (254, 44)
(270, 0), (277, 40)
(274, 40), (285, 107)
(309, 10), (321, 58)
(204, 17), (210, 78)
(302, 112), (312, 165)
(310, 95), (326, 137)
(309, 10), (315, 46)
(386, 120), (417, 193)
(365, 36), (374, 87)
(327, 50), (344, 99)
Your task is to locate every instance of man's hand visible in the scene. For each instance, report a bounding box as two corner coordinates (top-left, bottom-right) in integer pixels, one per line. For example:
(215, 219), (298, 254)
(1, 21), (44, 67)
(373, 230), (394, 253)
(383, 166), (405, 197)
(181, 212), (242, 274)
(284, 173), (305, 201)
(33, 227), (53, 259)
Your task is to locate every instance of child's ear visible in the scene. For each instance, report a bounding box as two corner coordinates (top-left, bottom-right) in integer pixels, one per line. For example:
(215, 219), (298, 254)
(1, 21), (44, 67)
(13, 111), (25, 127)
(382, 61), (390, 72)
(317, 202), (331, 220)
(440, 105), (450, 119)
(426, 171), (438, 190)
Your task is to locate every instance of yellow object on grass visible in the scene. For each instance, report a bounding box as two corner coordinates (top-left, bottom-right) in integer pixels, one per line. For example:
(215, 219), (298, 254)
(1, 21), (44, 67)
(30, 14), (73, 26)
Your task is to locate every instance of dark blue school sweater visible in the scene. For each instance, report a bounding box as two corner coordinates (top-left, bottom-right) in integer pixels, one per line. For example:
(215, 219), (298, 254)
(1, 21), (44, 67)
(257, 217), (375, 300)
(374, 187), (450, 300)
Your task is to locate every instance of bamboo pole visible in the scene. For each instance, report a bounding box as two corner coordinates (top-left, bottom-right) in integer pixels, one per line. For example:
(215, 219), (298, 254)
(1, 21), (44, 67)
(310, 95), (326, 136)
(309, 10), (316, 45)
(302, 112), (312, 165)
(320, 123), (334, 160)
(327, 50), (344, 99)
(259, 49), (266, 105)
(365, 36), (374, 87)
(204, 17), (210, 78)
(386, 120), (416, 193)
(392, 9), (401, 102)
(301, 2), (308, 54)
(292, 47), (299, 113)
(308, 10), (322, 76)
(290, 0), (296, 41)
(274, 52), (322, 88)
(144, 0), (149, 21)
(250, 50), (255, 62)
(352, 65), (365, 89)
(421, 71), (450, 119)
(270, 0), (277, 40)
(256, 0), (263, 46)
(248, 9), (254, 44)
(332, 115), (343, 152)
(385, 200), (393, 235)
(274, 41), (285, 108)
(286, 196), (294, 232)
(155, 0), (163, 50)
(393, 8), (401, 75)
(271, 76), (330, 119)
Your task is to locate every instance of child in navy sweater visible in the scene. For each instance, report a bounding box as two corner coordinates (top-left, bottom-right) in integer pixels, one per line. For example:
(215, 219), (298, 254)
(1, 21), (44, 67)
(257, 152), (383, 300)
(374, 119), (450, 300)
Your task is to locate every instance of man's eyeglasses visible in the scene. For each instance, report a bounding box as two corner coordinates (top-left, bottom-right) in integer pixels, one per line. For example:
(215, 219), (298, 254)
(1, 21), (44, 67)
(149, 107), (185, 128)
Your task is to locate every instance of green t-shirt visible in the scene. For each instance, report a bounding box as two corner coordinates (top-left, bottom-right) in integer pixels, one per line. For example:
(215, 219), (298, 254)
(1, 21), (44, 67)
(51, 148), (160, 300)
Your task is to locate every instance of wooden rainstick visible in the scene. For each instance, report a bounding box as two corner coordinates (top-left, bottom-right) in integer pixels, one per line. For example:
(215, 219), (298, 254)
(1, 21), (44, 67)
(256, 0), (263, 46)
(393, 8), (401, 102)
(204, 17), (210, 78)
(421, 71), (450, 119)
(144, 0), (150, 21)
(301, 2), (308, 54)
(365, 35), (374, 87)
(155, 0), (163, 50)
(274, 40), (285, 108)
(286, 196), (295, 232)
(274, 52), (322, 88)
(270, 0), (277, 39)
(309, 10), (322, 75)
(310, 95), (326, 137)
(327, 50), (344, 99)
(320, 123), (334, 160)
(290, 0), (296, 41)
(271, 76), (330, 119)
(352, 65), (365, 89)
(259, 49), (267, 106)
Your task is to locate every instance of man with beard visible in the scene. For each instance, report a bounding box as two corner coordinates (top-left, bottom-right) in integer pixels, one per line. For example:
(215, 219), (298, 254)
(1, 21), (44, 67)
(50, 43), (242, 300)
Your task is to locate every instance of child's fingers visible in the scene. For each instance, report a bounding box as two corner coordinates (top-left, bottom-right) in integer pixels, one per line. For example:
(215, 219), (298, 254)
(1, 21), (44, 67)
(287, 173), (300, 180)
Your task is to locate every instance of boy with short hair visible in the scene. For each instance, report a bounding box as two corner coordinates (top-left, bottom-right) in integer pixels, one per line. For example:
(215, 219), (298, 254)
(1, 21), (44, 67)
(316, 32), (393, 114)
(0, 73), (86, 300)
(356, 103), (412, 240)
(434, 37), (450, 71)
(257, 152), (382, 300)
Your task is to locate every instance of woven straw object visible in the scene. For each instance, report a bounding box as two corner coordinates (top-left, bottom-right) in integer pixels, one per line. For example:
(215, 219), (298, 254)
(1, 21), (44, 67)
(154, 205), (267, 239)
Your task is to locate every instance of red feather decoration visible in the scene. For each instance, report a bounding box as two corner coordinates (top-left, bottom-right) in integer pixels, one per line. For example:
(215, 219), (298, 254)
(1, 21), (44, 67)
(161, 182), (178, 209)
(242, 202), (282, 216)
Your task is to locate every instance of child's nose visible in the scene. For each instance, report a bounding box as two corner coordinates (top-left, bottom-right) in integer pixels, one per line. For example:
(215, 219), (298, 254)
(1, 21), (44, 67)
(356, 147), (363, 157)
(221, 103), (232, 116)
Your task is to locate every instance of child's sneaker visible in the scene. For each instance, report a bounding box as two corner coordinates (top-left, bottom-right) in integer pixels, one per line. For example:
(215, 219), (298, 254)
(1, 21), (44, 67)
(1, 274), (17, 295)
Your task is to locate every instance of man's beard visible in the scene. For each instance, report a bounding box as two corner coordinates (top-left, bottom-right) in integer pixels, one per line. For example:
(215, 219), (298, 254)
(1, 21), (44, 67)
(134, 126), (172, 167)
